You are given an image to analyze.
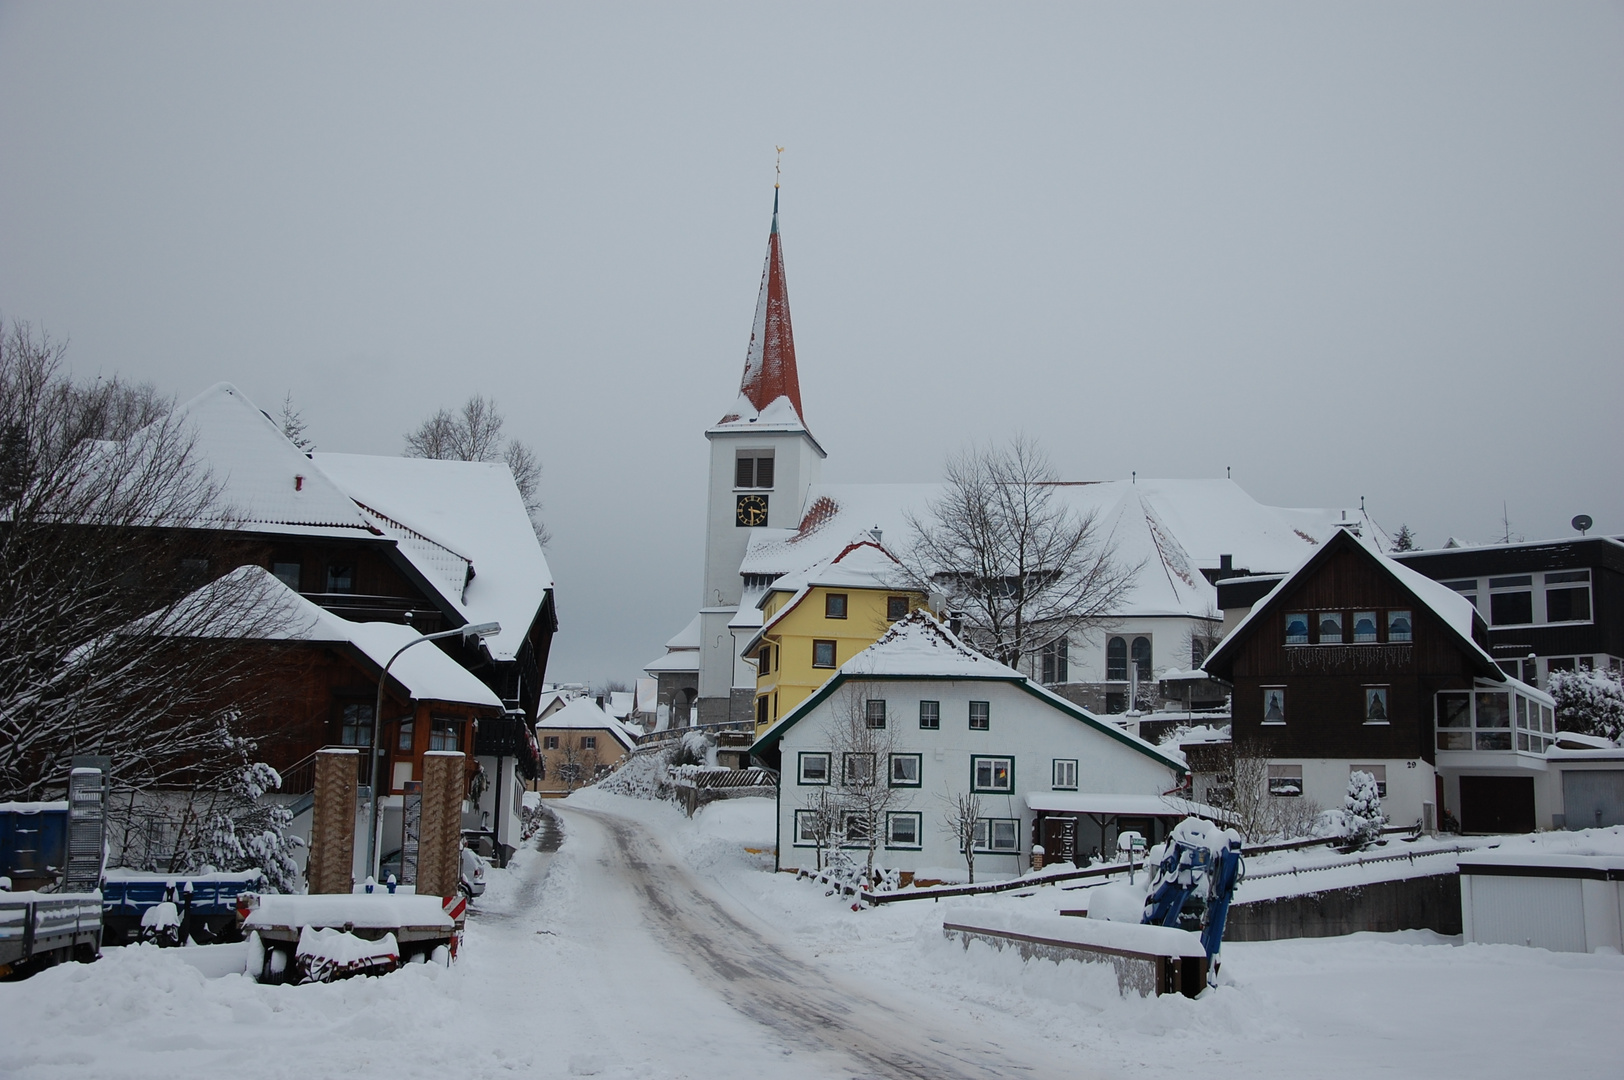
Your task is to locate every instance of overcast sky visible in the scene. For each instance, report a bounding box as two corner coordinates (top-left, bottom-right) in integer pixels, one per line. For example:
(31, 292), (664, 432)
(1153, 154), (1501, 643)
(2, 3), (1620, 685)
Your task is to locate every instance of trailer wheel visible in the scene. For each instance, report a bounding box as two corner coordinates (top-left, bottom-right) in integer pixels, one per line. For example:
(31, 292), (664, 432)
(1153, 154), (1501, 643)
(259, 946), (292, 985)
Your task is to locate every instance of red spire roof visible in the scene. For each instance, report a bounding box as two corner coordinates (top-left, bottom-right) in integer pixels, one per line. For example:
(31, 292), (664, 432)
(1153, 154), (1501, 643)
(728, 189), (805, 426)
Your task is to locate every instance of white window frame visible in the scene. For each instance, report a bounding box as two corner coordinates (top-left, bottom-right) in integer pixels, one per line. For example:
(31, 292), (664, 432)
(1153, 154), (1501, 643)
(1267, 763), (1303, 797)
(885, 812), (923, 849)
(888, 753), (921, 788)
(797, 752), (831, 786)
(1052, 759), (1078, 790)
(971, 755), (1014, 794)
(973, 817), (1020, 853)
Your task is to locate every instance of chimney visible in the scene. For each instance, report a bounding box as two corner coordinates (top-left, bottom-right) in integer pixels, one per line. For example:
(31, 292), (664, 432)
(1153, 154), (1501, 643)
(1219, 554), (1233, 578)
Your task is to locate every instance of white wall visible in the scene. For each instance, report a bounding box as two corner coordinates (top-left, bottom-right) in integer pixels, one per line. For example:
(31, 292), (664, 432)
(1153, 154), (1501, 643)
(1264, 757), (1437, 830)
(776, 678), (1180, 876)
(1020, 615), (1219, 687)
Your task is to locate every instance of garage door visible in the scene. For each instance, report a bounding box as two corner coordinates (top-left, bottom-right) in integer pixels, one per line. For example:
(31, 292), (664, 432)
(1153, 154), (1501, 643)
(1562, 770), (1624, 830)
(1459, 775), (1535, 834)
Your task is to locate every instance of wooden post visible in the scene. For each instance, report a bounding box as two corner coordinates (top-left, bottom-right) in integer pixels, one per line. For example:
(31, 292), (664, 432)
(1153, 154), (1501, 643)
(307, 748), (359, 895)
(418, 751), (465, 898)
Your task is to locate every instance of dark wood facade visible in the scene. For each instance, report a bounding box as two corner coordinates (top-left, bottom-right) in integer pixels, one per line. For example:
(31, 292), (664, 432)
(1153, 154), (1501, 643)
(1207, 531), (1501, 762)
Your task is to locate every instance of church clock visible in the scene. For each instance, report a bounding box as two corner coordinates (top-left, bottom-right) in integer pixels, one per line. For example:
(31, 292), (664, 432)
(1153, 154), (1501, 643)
(735, 493), (769, 527)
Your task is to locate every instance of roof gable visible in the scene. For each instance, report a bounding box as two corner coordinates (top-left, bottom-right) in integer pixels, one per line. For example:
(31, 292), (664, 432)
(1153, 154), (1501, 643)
(1203, 528), (1501, 681)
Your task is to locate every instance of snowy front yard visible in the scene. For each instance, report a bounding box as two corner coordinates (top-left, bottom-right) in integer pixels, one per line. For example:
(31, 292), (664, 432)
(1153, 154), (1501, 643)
(2, 791), (1619, 1079)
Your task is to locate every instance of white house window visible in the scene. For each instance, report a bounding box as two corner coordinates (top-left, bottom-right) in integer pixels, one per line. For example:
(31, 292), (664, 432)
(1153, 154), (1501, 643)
(1387, 610), (1412, 642)
(1489, 576), (1533, 627)
(889, 754), (921, 787)
(843, 753), (875, 784)
(1267, 764), (1303, 797)
(1284, 613), (1310, 645)
(972, 755), (1013, 793)
(1364, 687), (1389, 724)
(1474, 691), (1511, 749)
(1351, 764), (1387, 798)
(1318, 611), (1344, 644)
(793, 811), (825, 845)
(973, 818), (1020, 853)
(1262, 687), (1286, 724)
(1545, 570), (1592, 624)
(919, 700), (940, 730)
(1353, 612), (1379, 643)
(885, 812), (922, 849)
(865, 699), (887, 729)
(798, 752), (830, 785)
(969, 701), (990, 731)
(1052, 759), (1078, 790)
(843, 812), (872, 843)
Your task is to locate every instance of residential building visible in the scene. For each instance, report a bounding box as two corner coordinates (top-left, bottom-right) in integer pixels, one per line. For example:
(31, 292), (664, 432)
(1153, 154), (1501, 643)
(1392, 536), (1624, 687)
(738, 537), (930, 737)
(1204, 528), (1560, 833)
(535, 698), (639, 798)
(753, 612), (1187, 876)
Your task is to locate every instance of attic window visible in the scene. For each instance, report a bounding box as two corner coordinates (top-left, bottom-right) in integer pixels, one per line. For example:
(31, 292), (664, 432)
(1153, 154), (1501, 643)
(1387, 611), (1412, 642)
(887, 596), (909, 621)
(1318, 612), (1343, 644)
(1284, 614), (1310, 645)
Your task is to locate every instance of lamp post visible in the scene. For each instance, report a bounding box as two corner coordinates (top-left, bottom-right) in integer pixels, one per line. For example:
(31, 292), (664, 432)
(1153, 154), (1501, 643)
(366, 621), (501, 884)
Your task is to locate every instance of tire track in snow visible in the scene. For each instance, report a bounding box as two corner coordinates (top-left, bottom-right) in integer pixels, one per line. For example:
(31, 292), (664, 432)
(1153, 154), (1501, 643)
(565, 805), (1094, 1080)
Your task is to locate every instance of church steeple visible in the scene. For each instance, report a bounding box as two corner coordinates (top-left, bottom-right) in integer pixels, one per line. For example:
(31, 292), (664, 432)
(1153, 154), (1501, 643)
(730, 187), (806, 426)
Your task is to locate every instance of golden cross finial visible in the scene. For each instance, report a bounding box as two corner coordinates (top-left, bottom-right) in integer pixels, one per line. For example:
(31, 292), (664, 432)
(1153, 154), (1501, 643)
(775, 146), (785, 188)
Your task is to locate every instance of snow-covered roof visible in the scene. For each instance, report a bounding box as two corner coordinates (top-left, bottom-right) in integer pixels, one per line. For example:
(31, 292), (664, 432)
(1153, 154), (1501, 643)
(839, 610), (1021, 680)
(172, 383), (377, 537)
(1204, 528), (1500, 681)
(171, 567), (503, 708)
(740, 538), (913, 655)
(735, 478), (1378, 621)
(643, 649), (701, 674)
(607, 692), (634, 719)
(664, 614), (701, 651)
(536, 698), (639, 751)
(313, 452), (552, 663)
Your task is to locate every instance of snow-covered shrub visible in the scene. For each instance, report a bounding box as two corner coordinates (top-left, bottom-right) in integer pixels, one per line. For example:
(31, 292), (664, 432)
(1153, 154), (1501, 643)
(1548, 668), (1624, 743)
(1341, 770), (1387, 850)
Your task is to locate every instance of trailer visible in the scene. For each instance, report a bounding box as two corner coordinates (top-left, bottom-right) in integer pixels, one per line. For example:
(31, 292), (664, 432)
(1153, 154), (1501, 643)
(242, 892), (462, 984)
(101, 871), (266, 946)
(0, 892), (102, 979)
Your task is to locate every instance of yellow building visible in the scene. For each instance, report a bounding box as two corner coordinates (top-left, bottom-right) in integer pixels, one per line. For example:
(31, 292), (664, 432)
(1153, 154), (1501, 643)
(741, 539), (931, 736)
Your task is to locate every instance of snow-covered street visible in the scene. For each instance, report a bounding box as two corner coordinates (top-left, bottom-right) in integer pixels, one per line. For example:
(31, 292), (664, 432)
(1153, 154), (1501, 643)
(4, 793), (1621, 1079)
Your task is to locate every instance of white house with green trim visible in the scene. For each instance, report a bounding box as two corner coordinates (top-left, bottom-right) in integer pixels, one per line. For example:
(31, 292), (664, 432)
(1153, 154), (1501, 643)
(752, 612), (1187, 878)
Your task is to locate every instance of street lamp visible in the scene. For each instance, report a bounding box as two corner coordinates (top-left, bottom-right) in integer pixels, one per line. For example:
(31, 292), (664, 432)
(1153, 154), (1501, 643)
(365, 621), (501, 884)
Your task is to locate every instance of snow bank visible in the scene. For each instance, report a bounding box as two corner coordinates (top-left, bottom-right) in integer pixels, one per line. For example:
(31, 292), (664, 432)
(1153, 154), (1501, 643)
(245, 892), (451, 931)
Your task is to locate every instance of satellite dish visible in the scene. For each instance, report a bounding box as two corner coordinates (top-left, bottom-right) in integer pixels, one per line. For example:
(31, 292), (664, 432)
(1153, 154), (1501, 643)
(1572, 514), (1593, 535)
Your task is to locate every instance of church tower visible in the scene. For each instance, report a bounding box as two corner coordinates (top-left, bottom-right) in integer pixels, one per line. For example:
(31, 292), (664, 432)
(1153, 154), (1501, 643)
(696, 189), (826, 723)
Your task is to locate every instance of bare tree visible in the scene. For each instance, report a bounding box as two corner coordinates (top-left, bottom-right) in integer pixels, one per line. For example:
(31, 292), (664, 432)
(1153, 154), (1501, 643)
(0, 321), (292, 802)
(902, 436), (1137, 668)
(556, 737), (600, 792)
(821, 680), (911, 885)
(404, 394), (549, 544)
(796, 785), (842, 872)
(1196, 737), (1323, 842)
(937, 788), (983, 884)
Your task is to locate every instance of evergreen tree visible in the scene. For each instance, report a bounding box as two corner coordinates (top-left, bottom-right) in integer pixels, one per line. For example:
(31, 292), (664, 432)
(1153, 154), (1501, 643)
(1342, 770), (1386, 849)
(1547, 668), (1624, 742)
(1392, 524), (1417, 552)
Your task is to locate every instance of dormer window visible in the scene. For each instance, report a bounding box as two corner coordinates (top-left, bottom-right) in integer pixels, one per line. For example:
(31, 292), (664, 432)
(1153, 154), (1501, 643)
(735, 452), (775, 490)
(1318, 612), (1343, 644)
(1284, 614), (1309, 645)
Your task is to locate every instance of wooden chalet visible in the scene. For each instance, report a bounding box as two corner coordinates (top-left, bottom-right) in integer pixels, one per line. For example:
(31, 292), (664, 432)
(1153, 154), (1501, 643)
(1205, 528), (1558, 833)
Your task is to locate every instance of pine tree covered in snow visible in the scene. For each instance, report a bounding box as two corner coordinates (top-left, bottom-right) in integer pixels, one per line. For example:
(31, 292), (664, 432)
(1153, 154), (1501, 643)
(1342, 770), (1386, 850)
(1547, 668), (1624, 742)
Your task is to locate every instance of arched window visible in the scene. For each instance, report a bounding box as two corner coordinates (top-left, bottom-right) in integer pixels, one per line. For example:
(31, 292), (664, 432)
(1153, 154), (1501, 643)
(1131, 637), (1152, 681)
(1106, 637), (1127, 681)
